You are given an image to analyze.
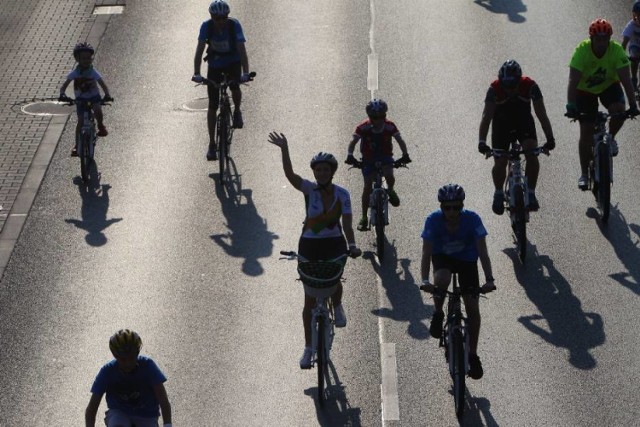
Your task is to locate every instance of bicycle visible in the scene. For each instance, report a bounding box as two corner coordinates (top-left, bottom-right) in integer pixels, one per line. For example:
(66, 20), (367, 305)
(420, 273), (493, 420)
(350, 159), (407, 261)
(197, 71), (256, 186)
(568, 110), (634, 223)
(279, 250), (351, 407)
(59, 96), (111, 182)
(485, 144), (545, 263)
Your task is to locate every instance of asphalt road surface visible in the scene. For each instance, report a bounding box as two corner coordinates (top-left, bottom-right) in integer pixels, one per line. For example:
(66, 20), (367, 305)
(1, 1), (639, 426)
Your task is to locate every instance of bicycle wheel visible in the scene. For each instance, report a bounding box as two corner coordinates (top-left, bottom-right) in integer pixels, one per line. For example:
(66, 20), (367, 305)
(217, 114), (227, 185)
(513, 184), (527, 262)
(79, 132), (91, 182)
(452, 329), (466, 420)
(375, 193), (385, 261)
(316, 315), (325, 407)
(597, 142), (611, 223)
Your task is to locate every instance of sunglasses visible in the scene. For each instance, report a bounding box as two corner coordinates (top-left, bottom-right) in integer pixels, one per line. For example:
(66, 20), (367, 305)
(441, 205), (463, 211)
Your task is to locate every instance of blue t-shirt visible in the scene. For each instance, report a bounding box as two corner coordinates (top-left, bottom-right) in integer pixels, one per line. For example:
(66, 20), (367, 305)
(90, 355), (167, 418)
(198, 18), (246, 68)
(421, 209), (488, 262)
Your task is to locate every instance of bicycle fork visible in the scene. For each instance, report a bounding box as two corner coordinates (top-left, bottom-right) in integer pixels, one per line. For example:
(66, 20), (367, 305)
(593, 136), (613, 185)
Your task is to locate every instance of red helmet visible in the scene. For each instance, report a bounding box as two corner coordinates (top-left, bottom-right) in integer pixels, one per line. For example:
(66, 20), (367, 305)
(589, 19), (613, 37)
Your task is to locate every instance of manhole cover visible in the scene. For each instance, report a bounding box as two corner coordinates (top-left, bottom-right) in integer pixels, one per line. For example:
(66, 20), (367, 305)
(21, 101), (74, 116)
(182, 98), (209, 112)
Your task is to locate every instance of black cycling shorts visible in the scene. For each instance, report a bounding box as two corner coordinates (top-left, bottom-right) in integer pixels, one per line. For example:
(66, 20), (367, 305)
(491, 114), (537, 150)
(298, 236), (347, 261)
(207, 62), (242, 108)
(432, 254), (480, 292)
(576, 83), (625, 123)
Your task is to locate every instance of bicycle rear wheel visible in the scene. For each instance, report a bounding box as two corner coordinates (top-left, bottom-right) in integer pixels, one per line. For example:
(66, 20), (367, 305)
(452, 329), (466, 420)
(513, 184), (527, 263)
(597, 143), (611, 223)
(316, 315), (325, 407)
(375, 194), (385, 261)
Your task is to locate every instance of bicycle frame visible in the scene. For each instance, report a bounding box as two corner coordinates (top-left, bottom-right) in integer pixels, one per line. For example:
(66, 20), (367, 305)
(590, 112), (613, 188)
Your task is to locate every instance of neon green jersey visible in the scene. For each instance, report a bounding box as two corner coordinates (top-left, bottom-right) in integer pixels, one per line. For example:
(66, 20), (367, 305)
(569, 39), (630, 94)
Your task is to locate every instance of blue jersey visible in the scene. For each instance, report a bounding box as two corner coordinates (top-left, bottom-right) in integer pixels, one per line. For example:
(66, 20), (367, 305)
(90, 355), (167, 418)
(421, 209), (488, 262)
(198, 18), (246, 68)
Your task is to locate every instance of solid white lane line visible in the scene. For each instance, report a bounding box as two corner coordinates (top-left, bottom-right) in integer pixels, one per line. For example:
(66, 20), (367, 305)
(378, 272), (400, 422)
(368, 0), (378, 95)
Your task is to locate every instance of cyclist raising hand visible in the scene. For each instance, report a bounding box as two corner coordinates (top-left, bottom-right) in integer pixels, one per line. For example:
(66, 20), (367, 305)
(268, 132), (361, 369)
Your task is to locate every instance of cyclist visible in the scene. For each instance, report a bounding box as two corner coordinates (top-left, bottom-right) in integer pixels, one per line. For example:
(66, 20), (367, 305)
(622, 2), (640, 91)
(566, 18), (639, 190)
(85, 329), (172, 427)
(345, 99), (411, 231)
(478, 60), (555, 214)
(192, 0), (252, 161)
(268, 131), (362, 369)
(420, 184), (496, 380)
(59, 42), (113, 157)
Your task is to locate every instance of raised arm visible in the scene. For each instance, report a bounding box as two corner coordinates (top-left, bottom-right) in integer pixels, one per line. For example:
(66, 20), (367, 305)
(268, 132), (302, 190)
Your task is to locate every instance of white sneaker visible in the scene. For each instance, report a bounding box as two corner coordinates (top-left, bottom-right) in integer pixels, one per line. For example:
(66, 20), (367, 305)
(299, 346), (313, 369)
(334, 304), (347, 328)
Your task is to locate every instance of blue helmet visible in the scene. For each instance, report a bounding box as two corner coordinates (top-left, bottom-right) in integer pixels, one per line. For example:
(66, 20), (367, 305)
(310, 152), (338, 172)
(438, 184), (465, 202)
(366, 99), (388, 116)
(73, 42), (94, 59)
(209, 0), (230, 16)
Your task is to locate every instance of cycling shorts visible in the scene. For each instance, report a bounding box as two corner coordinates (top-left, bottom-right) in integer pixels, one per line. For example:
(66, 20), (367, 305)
(207, 62), (242, 108)
(491, 114), (537, 150)
(298, 236), (347, 261)
(105, 409), (158, 427)
(576, 83), (625, 123)
(75, 95), (102, 116)
(361, 156), (394, 177)
(432, 254), (480, 293)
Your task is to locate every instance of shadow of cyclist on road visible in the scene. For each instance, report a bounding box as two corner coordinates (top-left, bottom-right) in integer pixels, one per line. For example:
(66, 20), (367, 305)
(366, 243), (431, 340)
(211, 184), (278, 276)
(304, 359), (362, 426)
(474, 0), (527, 23)
(587, 205), (640, 296)
(65, 176), (122, 247)
(505, 244), (604, 370)
(462, 396), (498, 427)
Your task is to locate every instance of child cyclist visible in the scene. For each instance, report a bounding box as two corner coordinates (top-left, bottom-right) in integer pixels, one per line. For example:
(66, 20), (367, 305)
(345, 99), (412, 231)
(622, 1), (640, 91)
(85, 329), (172, 427)
(59, 42), (113, 157)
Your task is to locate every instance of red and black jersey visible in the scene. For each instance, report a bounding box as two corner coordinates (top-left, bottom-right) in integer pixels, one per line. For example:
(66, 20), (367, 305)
(353, 119), (400, 159)
(485, 76), (543, 121)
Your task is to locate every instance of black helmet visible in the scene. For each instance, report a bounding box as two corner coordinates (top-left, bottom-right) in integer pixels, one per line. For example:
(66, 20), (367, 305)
(73, 42), (94, 59)
(310, 152), (338, 172)
(498, 60), (522, 87)
(438, 184), (466, 202)
(366, 99), (388, 116)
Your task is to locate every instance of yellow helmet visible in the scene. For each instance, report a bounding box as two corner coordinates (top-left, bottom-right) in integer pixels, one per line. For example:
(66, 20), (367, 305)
(109, 329), (142, 356)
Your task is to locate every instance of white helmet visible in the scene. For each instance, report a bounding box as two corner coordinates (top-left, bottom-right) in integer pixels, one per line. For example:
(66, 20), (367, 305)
(209, 0), (230, 16)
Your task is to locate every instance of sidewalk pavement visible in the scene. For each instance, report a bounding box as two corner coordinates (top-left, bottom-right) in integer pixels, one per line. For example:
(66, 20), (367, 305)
(0, 0), (124, 280)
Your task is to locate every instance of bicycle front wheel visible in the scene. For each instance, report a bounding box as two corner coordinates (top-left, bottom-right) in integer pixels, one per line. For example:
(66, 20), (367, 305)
(452, 329), (466, 420)
(79, 132), (92, 182)
(375, 194), (385, 261)
(217, 114), (228, 185)
(316, 315), (325, 407)
(513, 184), (527, 262)
(597, 142), (611, 223)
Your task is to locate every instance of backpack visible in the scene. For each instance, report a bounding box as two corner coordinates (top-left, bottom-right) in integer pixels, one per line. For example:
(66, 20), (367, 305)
(204, 18), (237, 62)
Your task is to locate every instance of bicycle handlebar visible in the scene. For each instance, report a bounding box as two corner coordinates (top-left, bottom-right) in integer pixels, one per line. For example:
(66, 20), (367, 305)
(419, 284), (494, 297)
(280, 250), (359, 261)
(196, 71), (257, 88)
(58, 96), (112, 106)
(565, 109), (636, 123)
(485, 146), (545, 159)
(348, 159), (409, 170)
